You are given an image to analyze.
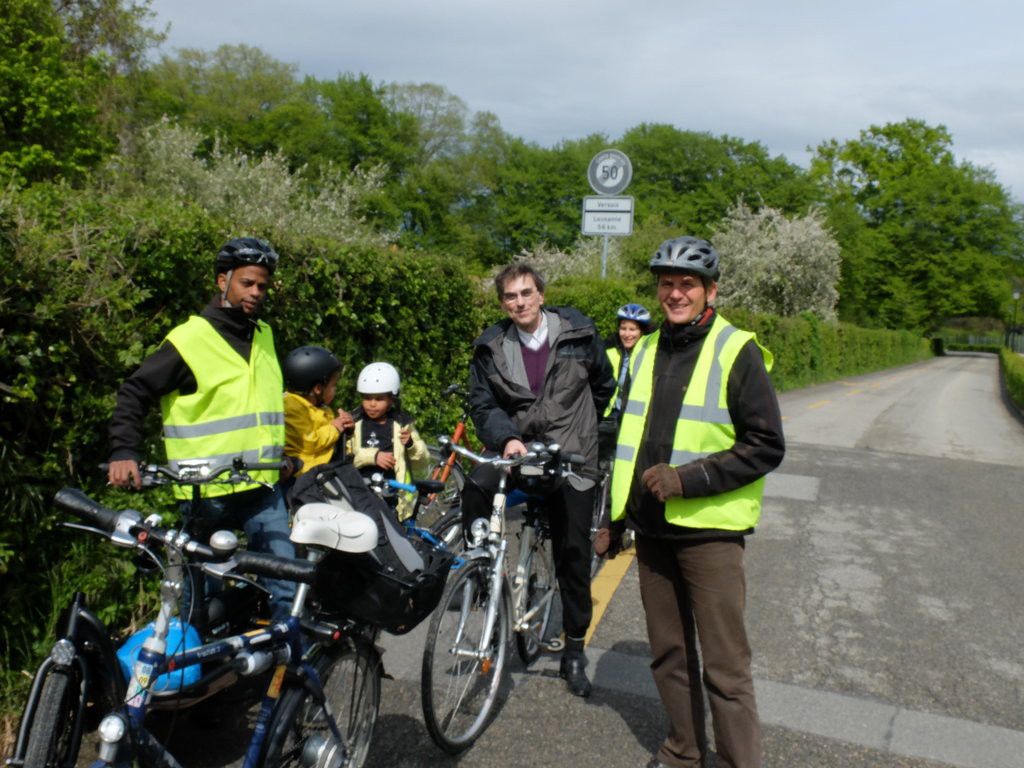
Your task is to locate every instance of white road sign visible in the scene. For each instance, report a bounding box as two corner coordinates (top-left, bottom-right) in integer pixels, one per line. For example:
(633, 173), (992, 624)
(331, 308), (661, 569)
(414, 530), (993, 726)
(582, 195), (633, 236)
(587, 149), (633, 195)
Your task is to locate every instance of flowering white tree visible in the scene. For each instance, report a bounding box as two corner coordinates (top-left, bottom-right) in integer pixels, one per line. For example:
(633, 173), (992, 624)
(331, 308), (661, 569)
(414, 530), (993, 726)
(712, 200), (841, 319)
(120, 119), (393, 248)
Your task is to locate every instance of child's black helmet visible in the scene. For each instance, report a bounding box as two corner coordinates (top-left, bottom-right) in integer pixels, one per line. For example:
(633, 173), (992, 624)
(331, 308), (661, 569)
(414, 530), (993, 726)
(283, 346), (341, 392)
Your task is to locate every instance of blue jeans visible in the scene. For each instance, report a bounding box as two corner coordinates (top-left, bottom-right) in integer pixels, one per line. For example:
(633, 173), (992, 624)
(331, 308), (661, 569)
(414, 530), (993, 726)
(181, 484), (296, 623)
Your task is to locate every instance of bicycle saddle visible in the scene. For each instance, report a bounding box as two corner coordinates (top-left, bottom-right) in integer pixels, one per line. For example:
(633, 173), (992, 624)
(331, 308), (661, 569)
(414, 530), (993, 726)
(291, 503), (378, 553)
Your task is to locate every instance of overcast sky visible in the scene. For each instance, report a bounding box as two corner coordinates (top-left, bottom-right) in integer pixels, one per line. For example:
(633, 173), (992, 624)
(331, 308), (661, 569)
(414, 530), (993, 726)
(146, 0), (1024, 201)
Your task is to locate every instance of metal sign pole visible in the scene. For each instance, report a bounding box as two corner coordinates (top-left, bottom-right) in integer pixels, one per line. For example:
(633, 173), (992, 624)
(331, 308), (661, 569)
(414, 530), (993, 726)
(601, 236), (609, 279)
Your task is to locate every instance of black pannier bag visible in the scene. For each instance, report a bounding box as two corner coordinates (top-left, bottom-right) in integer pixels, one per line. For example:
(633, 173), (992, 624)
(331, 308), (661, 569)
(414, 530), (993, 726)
(289, 459), (456, 634)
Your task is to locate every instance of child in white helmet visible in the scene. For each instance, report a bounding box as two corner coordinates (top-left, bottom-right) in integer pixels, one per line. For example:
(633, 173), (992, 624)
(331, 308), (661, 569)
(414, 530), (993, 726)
(349, 362), (429, 519)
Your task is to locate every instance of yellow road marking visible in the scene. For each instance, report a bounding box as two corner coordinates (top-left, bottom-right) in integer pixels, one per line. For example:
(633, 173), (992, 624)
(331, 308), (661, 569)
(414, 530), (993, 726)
(845, 389), (862, 396)
(808, 400), (831, 409)
(586, 545), (636, 647)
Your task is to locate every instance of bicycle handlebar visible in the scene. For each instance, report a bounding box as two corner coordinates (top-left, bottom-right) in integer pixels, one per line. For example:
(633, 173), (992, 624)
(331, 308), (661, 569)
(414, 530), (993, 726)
(437, 436), (594, 480)
(232, 550), (318, 585)
(52, 487), (318, 582)
(102, 459), (288, 488)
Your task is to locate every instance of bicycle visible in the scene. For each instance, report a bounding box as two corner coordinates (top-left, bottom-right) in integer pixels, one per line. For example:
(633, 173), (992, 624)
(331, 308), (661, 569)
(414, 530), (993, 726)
(418, 384), (476, 534)
(588, 457), (613, 579)
(10, 463), (385, 768)
(8, 459), (283, 768)
(419, 437), (590, 753)
(363, 472), (464, 554)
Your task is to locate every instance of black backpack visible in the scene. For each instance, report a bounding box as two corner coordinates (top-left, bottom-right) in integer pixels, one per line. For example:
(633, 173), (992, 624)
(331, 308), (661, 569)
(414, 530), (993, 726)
(290, 459), (455, 634)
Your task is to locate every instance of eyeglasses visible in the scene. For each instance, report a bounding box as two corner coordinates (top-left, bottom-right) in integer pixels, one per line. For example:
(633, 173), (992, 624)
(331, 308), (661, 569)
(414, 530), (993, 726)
(502, 288), (537, 303)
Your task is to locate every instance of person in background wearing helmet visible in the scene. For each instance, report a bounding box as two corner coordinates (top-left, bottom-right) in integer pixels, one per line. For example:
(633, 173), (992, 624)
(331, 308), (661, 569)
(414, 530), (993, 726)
(349, 362), (429, 520)
(464, 262), (616, 698)
(107, 237), (297, 622)
(598, 303), (653, 460)
(597, 237), (784, 768)
(282, 345), (354, 486)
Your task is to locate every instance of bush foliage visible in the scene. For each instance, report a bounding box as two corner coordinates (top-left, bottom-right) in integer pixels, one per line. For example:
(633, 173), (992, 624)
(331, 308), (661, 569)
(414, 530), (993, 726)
(1000, 348), (1024, 413)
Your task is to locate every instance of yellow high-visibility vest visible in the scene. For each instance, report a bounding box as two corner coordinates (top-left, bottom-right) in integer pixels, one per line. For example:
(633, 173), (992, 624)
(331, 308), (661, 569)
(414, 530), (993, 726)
(609, 314), (773, 530)
(160, 316), (285, 498)
(604, 346), (623, 419)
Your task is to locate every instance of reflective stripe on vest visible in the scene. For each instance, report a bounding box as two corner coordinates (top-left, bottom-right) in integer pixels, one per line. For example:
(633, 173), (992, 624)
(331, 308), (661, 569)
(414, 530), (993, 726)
(160, 316), (285, 498)
(609, 314), (773, 531)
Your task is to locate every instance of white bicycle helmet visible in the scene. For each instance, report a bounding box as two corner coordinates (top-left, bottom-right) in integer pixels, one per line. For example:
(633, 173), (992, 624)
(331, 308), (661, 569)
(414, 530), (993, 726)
(357, 362), (400, 395)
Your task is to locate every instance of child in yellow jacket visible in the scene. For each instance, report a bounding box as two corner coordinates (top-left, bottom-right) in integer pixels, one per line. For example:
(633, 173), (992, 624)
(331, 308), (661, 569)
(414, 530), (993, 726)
(349, 362), (428, 519)
(282, 346), (353, 478)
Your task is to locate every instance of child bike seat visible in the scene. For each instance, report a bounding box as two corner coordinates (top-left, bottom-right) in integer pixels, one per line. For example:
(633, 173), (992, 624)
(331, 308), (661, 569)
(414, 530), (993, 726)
(291, 503), (378, 553)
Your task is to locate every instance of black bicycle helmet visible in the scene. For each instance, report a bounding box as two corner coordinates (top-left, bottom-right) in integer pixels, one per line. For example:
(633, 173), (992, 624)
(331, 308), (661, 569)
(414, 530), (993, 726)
(649, 236), (720, 281)
(215, 237), (279, 276)
(283, 345), (341, 393)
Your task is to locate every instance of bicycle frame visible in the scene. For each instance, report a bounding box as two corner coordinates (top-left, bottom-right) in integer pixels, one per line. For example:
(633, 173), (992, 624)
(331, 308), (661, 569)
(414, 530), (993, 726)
(428, 385), (477, 487)
(435, 439), (563, 660)
(92, 540), (343, 768)
(509, 508), (557, 642)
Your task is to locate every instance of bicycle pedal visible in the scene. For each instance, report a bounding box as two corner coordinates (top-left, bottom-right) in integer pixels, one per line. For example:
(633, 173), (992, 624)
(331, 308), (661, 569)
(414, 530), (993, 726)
(540, 637), (565, 652)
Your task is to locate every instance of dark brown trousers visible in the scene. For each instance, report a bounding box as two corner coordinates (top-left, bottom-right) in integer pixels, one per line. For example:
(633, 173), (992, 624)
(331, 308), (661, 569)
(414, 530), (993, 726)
(636, 535), (761, 768)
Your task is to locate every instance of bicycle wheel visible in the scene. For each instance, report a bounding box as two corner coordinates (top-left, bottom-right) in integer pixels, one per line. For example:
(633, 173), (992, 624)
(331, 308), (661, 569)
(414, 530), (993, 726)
(420, 460), (467, 529)
(429, 506), (465, 556)
(515, 529), (557, 665)
(589, 469), (612, 580)
(263, 637), (382, 768)
(22, 668), (82, 768)
(421, 558), (510, 753)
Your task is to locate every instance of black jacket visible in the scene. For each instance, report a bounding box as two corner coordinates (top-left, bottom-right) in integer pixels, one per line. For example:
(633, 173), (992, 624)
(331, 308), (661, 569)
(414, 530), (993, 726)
(108, 296), (264, 462)
(624, 310), (785, 539)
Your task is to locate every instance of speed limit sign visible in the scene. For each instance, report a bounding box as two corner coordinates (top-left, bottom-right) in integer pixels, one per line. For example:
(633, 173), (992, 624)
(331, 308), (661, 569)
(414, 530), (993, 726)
(587, 149), (632, 195)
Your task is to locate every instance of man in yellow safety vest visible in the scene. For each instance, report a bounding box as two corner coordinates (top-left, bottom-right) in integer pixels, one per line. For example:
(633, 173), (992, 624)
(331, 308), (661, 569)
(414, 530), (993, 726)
(596, 236), (785, 768)
(108, 238), (295, 621)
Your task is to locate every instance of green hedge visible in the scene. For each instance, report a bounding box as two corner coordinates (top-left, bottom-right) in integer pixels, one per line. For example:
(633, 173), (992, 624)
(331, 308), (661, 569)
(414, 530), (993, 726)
(1000, 348), (1024, 412)
(724, 308), (933, 391)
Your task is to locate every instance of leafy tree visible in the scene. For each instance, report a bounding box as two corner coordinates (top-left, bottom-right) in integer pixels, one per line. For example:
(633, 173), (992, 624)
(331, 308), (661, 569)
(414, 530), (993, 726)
(0, 0), (110, 183)
(134, 44), (300, 156)
(384, 82), (469, 164)
(54, 0), (166, 136)
(811, 119), (1024, 331)
(114, 119), (392, 249)
(712, 200), (841, 319)
(619, 123), (818, 236)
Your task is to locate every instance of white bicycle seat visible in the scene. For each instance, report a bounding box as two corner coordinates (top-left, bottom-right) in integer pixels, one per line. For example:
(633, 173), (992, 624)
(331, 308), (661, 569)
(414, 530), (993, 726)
(291, 503), (378, 553)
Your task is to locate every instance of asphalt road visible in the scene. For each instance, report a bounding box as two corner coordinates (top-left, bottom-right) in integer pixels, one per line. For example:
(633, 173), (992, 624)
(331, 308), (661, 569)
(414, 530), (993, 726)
(92, 352), (1024, 768)
(360, 353), (1024, 768)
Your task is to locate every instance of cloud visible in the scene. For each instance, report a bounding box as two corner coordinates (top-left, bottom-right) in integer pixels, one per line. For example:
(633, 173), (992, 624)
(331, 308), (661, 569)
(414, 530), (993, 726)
(147, 0), (1024, 198)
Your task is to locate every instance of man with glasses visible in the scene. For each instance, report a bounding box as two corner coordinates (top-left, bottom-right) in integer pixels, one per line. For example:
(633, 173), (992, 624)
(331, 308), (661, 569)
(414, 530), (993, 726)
(598, 236), (785, 768)
(463, 262), (615, 696)
(107, 237), (296, 622)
